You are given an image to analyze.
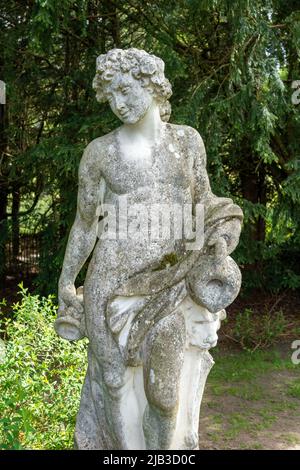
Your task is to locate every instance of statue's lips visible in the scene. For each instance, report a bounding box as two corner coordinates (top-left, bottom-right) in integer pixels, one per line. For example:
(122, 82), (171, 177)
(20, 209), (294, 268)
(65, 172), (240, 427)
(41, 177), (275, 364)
(119, 110), (129, 118)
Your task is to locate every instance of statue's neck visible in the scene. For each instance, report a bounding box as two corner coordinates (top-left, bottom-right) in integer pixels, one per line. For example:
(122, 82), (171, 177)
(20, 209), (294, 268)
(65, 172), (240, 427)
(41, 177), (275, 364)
(123, 103), (163, 143)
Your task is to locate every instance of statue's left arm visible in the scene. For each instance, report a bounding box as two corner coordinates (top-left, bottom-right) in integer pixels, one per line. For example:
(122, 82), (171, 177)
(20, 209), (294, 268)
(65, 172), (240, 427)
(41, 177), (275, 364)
(189, 128), (243, 257)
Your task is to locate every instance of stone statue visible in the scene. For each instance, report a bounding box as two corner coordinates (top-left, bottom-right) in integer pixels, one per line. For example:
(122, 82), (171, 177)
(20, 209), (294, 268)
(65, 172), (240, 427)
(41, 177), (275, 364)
(54, 48), (243, 450)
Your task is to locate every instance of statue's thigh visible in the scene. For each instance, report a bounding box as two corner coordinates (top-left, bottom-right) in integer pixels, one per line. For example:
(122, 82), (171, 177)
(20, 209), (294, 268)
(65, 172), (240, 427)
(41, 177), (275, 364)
(143, 310), (186, 414)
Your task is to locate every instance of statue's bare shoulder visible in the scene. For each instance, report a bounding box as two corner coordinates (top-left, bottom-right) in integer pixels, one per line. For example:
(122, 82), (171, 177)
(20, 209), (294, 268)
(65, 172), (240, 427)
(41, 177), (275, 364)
(77, 131), (117, 222)
(79, 129), (118, 185)
(167, 123), (206, 164)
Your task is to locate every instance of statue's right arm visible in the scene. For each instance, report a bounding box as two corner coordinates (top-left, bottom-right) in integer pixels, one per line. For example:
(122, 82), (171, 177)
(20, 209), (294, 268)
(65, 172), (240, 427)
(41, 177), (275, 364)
(58, 141), (102, 316)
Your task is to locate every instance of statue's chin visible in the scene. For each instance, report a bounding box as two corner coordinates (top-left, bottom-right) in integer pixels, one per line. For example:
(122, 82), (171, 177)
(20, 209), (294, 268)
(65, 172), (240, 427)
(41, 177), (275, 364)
(189, 335), (218, 350)
(121, 115), (139, 125)
(120, 108), (149, 125)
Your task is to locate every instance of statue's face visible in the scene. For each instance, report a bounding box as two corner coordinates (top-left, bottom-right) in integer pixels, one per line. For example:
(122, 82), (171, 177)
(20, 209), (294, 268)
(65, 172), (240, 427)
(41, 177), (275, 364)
(181, 297), (225, 350)
(105, 72), (154, 124)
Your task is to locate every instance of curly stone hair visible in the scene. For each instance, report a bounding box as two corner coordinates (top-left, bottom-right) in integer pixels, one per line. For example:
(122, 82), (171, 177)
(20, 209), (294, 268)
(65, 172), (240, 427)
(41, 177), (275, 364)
(92, 48), (172, 122)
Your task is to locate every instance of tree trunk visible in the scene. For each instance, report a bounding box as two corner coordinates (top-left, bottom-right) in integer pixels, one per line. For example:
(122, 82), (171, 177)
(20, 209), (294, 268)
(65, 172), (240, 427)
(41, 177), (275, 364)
(240, 159), (266, 243)
(11, 184), (20, 262)
(0, 100), (8, 287)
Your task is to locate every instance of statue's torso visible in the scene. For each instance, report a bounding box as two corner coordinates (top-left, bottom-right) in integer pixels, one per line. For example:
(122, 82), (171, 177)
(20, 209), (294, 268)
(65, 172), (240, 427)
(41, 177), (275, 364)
(87, 123), (196, 276)
(100, 123), (193, 198)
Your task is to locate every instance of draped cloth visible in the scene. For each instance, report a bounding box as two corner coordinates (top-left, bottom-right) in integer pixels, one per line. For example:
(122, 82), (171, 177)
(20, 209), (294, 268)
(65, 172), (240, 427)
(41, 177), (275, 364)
(107, 197), (243, 366)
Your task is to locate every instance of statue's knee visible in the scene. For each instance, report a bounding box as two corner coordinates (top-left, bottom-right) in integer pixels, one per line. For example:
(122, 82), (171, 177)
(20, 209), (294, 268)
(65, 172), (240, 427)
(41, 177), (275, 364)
(103, 368), (124, 395)
(146, 382), (179, 415)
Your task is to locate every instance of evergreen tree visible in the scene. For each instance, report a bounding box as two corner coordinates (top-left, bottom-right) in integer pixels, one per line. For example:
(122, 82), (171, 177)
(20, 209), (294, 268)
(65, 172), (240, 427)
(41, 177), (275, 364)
(0, 0), (299, 294)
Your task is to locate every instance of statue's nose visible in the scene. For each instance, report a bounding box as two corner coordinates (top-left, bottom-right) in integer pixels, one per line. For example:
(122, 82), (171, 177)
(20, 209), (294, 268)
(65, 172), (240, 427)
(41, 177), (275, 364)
(116, 98), (126, 111)
(205, 335), (218, 347)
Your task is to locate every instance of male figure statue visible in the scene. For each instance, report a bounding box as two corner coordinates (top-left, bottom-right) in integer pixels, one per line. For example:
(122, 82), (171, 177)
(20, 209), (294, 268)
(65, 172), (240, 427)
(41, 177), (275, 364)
(55, 48), (243, 450)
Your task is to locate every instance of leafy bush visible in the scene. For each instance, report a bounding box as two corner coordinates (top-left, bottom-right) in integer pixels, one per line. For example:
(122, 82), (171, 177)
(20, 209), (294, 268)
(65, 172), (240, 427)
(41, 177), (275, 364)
(0, 285), (87, 449)
(232, 308), (289, 352)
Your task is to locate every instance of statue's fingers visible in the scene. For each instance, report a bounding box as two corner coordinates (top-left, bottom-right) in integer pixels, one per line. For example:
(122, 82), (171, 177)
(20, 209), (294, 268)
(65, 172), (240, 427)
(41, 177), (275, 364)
(72, 298), (84, 314)
(61, 288), (83, 314)
(215, 237), (228, 257)
(57, 302), (67, 317)
(207, 235), (218, 247)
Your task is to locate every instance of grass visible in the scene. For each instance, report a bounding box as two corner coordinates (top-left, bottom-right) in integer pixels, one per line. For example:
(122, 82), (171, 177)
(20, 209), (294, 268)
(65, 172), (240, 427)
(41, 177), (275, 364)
(287, 378), (300, 399)
(281, 433), (300, 446)
(210, 347), (298, 383)
(210, 383), (265, 400)
(200, 345), (300, 449)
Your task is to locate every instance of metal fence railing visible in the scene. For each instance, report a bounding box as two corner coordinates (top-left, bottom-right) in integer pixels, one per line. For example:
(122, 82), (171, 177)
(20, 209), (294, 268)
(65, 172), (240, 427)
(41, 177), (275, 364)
(5, 232), (41, 278)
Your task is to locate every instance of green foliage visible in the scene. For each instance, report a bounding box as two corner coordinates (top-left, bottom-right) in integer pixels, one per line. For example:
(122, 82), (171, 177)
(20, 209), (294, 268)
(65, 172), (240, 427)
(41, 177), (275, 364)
(210, 346), (299, 385)
(0, 285), (87, 449)
(0, 0), (300, 294)
(232, 308), (289, 351)
(287, 378), (300, 399)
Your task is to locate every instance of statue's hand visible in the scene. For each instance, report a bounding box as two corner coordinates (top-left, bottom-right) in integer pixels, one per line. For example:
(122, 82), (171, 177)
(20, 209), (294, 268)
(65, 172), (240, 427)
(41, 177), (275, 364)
(207, 220), (241, 257)
(207, 236), (228, 258)
(58, 283), (84, 319)
(55, 283), (85, 341)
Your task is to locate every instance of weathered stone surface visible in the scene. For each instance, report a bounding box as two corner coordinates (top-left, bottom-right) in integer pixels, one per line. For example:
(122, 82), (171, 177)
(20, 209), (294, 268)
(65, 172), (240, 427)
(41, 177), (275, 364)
(54, 48), (243, 450)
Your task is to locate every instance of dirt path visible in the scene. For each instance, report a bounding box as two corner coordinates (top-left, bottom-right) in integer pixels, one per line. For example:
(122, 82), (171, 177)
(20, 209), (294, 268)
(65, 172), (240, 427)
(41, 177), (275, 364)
(198, 346), (300, 450)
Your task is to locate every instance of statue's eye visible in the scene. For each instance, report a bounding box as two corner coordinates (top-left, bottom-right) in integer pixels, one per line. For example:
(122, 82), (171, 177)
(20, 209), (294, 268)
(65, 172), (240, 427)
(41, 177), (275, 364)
(122, 87), (130, 94)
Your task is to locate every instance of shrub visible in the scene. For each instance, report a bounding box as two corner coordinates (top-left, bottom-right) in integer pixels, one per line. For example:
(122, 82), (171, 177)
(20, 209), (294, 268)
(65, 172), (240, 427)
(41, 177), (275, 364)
(0, 285), (87, 449)
(232, 308), (289, 352)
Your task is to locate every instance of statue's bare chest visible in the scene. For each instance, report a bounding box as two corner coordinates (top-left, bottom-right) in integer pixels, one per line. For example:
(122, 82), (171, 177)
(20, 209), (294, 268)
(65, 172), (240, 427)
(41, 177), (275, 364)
(100, 127), (193, 195)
